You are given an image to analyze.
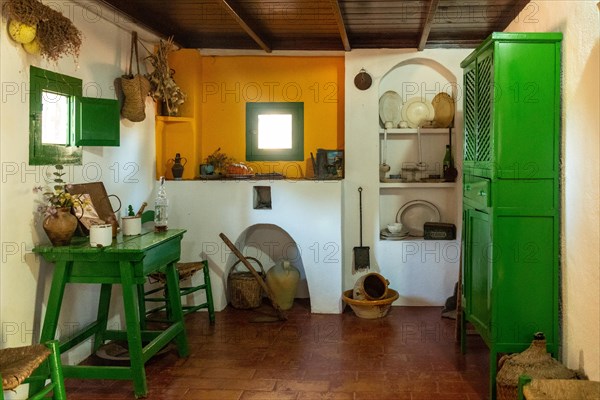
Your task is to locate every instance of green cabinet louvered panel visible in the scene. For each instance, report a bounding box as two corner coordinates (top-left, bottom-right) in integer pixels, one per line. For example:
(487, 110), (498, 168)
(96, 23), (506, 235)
(476, 51), (493, 163)
(460, 32), (562, 400)
(463, 65), (477, 162)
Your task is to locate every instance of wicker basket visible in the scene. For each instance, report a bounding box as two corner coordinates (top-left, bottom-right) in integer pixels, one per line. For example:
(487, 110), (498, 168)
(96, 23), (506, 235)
(496, 333), (578, 400)
(228, 257), (265, 309)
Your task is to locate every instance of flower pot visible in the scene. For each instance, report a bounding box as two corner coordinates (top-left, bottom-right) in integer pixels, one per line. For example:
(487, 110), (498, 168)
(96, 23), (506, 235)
(43, 208), (78, 246)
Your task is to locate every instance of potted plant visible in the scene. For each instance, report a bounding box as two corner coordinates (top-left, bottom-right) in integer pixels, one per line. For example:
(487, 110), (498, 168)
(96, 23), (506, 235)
(205, 148), (234, 176)
(33, 165), (86, 246)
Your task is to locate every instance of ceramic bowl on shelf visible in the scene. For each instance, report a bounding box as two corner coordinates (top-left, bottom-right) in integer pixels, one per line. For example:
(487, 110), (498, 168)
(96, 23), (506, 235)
(387, 222), (403, 234)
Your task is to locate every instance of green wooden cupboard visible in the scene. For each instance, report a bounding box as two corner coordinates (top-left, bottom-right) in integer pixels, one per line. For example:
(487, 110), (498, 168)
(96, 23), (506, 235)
(459, 32), (562, 399)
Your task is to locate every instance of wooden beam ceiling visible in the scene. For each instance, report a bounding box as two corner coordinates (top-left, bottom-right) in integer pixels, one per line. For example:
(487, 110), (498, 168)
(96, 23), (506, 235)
(330, 0), (351, 51)
(217, 0), (272, 53)
(418, 0), (441, 51)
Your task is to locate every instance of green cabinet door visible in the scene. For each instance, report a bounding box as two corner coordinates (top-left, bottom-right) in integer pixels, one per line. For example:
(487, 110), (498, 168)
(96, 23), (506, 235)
(464, 208), (492, 341)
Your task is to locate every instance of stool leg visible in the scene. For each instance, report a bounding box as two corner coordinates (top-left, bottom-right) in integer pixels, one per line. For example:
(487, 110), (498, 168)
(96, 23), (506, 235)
(46, 340), (67, 400)
(202, 260), (215, 324)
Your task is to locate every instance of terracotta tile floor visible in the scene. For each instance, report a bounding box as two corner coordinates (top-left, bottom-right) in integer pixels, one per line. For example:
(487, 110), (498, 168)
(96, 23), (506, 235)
(65, 300), (489, 399)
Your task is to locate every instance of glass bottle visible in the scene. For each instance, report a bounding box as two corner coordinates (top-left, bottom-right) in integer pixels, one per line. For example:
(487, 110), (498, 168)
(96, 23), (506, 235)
(154, 176), (168, 232)
(443, 145), (453, 176)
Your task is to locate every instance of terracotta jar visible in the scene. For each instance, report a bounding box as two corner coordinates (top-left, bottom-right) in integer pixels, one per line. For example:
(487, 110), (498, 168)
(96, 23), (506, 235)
(43, 208), (78, 246)
(353, 272), (389, 300)
(266, 260), (300, 310)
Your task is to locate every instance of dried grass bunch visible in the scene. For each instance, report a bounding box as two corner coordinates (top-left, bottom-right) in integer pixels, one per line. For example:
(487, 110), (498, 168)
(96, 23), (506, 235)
(2, 0), (82, 61)
(145, 37), (186, 116)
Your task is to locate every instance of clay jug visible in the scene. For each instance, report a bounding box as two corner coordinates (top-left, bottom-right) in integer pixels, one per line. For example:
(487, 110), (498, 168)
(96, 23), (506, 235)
(170, 153), (187, 180)
(266, 260), (300, 310)
(43, 207), (78, 246)
(353, 272), (389, 300)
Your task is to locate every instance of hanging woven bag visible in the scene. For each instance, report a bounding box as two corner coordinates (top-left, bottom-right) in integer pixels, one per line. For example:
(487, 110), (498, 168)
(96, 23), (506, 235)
(121, 31), (150, 122)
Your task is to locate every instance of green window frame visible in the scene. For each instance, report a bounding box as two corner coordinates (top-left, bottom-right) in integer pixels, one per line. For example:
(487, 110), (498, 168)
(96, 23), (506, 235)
(29, 66), (82, 165)
(246, 102), (304, 161)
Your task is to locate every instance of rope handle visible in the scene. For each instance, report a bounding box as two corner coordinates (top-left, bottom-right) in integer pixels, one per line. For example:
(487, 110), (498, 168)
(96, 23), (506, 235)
(127, 31), (141, 77)
(230, 257), (266, 276)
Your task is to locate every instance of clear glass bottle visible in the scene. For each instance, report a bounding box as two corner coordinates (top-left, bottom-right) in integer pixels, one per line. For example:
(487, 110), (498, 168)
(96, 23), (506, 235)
(154, 176), (168, 232)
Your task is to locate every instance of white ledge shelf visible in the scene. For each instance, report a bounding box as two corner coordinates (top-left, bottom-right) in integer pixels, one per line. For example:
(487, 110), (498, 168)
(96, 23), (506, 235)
(379, 181), (457, 189)
(379, 127), (452, 135)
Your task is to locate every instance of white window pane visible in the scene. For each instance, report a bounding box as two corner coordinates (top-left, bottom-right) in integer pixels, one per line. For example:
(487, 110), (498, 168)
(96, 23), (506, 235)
(258, 114), (292, 149)
(41, 91), (69, 145)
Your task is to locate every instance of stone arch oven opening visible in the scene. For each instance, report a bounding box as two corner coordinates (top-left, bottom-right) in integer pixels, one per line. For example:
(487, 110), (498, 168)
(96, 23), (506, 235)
(226, 224), (310, 303)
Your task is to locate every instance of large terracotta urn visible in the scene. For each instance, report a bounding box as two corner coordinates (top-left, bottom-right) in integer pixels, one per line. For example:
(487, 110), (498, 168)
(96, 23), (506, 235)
(43, 208), (78, 246)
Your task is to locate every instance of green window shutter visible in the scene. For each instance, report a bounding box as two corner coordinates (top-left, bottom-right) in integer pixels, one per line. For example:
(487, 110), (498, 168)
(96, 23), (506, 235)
(75, 97), (120, 146)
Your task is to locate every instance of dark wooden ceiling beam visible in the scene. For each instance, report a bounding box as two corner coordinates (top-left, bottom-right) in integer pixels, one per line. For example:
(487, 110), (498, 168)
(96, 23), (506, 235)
(216, 0), (272, 53)
(418, 0), (441, 51)
(330, 0), (351, 51)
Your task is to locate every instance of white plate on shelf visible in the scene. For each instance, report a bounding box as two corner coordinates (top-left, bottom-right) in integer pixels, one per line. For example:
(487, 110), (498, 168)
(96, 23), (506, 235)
(395, 200), (441, 236)
(380, 229), (410, 240)
(401, 97), (434, 128)
(379, 91), (402, 128)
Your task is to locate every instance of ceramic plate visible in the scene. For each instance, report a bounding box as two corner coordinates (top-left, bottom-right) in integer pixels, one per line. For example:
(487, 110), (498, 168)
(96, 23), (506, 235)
(379, 91), (402, 128)
(380, 228), (410, 240)
(431, 92), (455, 128)
(401, 97), (434, 128)
(395, 200), (441, 236)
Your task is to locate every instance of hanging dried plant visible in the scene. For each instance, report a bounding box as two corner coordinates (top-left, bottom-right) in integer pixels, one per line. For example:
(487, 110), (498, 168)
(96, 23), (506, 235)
(144, 36), (186, 116)
(2, 0), (82, 61)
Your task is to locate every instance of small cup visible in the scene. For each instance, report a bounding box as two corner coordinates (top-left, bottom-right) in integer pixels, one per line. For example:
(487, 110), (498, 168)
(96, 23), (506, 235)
(90, 224), (113, 247)
(122, 216), (142, 236)
(387, 222), (403, 234)
(384, 121), (394, 129)
(399, 121), (409, 128)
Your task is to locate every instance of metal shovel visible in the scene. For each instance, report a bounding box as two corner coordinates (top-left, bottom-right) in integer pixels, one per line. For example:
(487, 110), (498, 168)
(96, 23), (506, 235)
(354, 187), (370, 271)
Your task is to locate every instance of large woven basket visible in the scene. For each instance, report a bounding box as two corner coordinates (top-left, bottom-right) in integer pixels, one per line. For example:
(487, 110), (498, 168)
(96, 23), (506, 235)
(496, 333), (578, 400)
(227, 257), (265, 309)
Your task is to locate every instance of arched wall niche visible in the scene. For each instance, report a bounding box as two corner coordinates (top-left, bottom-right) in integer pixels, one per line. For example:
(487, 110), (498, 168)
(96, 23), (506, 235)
(225, 223), (309, 302)
(379, 57), (459, 104)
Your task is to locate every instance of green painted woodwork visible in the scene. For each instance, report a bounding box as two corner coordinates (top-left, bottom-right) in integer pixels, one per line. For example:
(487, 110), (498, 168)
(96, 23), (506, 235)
(29, 66), (83, 165)
(32, 230), (189, 398)
(76, 97), (120, 146)
(460, 32), (562, 400)
(29, 66), (121, 165)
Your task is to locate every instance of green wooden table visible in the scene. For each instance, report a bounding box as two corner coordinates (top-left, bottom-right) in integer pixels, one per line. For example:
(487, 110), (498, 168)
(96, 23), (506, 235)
(32, 229), (189, 398)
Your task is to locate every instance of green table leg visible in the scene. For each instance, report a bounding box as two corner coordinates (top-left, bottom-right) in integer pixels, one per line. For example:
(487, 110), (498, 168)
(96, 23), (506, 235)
(137, 280), (148, 330)
(119, 261), (147, 398)
(93, 284), (112, 352)
(30, 261), (70, 397)
(490, 350), (498, 400)
(164, 262), (189, 358)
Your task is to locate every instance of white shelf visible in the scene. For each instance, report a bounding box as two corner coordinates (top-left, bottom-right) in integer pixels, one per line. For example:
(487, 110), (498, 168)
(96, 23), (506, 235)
(379, 181), (457, 189)
(379, 127), (453, 135)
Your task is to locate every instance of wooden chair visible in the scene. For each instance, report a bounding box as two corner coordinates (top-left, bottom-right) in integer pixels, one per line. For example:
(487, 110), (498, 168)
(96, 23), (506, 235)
(139, 211), (215, 324)
(0, 340), (66, 400)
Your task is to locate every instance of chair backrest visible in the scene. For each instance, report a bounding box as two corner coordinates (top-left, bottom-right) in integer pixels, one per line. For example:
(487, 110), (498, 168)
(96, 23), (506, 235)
(141, 210), (155, 224)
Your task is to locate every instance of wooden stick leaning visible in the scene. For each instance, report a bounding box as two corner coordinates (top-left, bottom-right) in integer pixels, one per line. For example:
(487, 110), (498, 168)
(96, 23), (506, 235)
(219, 233), (287, 321)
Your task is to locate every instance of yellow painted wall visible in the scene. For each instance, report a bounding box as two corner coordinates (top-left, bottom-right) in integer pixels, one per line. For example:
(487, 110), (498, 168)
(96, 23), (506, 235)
(200, 56), (345, 177)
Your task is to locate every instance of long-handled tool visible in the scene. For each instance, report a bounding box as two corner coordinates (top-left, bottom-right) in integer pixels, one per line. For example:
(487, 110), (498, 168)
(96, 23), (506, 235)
(219, 233), (287, 322)
(353, 187), (370, 271)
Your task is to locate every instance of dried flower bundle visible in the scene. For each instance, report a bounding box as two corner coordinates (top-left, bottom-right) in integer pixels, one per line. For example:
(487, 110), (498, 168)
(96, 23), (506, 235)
(145, 37), (186, 116)
(2, 0), (82, 61)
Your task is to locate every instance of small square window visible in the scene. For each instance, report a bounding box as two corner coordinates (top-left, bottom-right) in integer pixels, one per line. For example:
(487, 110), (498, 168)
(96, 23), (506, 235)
(246, 102), (303, 161)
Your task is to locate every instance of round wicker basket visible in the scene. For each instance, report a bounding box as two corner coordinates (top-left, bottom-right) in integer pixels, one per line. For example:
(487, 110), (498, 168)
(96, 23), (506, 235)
(228, 257), (265, 309)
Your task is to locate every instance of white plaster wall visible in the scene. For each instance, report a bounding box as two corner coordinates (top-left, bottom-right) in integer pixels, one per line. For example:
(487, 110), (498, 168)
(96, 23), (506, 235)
(344, 49), (471, 306)
(505, 0), (600, 381)
(159, 180), (344, 314)
(0, 0), (159, 389)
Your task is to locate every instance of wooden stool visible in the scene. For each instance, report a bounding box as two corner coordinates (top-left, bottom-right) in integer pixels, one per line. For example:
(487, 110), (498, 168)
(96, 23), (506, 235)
(1, 340), (66, 400)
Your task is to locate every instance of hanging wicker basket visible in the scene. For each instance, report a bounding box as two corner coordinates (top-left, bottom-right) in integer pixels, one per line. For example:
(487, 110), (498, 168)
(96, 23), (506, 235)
(496, 332), (578, 400)
(227, 257), (265, 309)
